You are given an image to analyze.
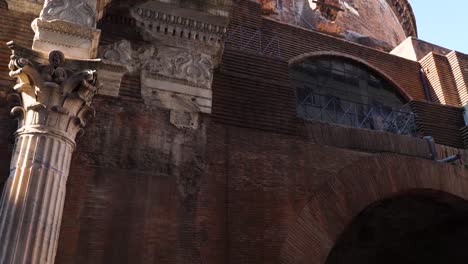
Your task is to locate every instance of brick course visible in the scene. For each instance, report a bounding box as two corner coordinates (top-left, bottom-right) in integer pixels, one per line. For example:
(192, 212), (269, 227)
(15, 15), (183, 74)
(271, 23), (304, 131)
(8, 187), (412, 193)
(0, 2), (468, 264)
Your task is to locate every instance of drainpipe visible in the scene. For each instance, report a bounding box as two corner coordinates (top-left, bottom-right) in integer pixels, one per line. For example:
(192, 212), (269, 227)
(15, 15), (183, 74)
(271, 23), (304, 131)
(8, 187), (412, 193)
(424, 136), (461, 163)
(419, 68), (433, 102)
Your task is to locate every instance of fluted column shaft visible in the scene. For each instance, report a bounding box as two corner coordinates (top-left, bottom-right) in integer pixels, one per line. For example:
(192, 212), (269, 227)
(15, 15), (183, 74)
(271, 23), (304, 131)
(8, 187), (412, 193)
(0, 132), (74, 264)
(0, 43), (100, 264)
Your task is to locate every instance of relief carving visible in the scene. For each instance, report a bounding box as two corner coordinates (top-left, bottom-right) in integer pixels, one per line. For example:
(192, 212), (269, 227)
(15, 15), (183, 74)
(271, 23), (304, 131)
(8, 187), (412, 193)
(40, 0), (96, 27)
(7, 41), (99, 138)
(144, 46), (213, 88)
(100, 40), (136, 69)
(130, 3), (228, 53)
(100, 40), (213, 89)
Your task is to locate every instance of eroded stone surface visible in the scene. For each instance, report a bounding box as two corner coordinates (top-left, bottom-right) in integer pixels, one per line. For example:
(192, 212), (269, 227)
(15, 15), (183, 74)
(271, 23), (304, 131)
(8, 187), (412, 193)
(257, 0), (416, 50)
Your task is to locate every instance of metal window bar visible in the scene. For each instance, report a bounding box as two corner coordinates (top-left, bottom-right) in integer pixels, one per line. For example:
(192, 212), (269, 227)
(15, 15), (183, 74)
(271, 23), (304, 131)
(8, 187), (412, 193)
(225, 25), (282, 58)
(298, 92), (417, 136)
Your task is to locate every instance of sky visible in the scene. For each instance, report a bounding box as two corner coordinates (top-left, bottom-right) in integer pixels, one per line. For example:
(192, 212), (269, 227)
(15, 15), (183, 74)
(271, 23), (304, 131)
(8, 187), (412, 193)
(409, 0), (468, 54)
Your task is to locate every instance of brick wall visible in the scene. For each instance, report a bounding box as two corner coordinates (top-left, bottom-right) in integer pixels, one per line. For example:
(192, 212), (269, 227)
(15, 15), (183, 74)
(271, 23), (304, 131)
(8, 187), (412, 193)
(0, 10), (35, 186)
(213, 0), (428, 137)
(56, 96), (209, 264)
(201, 122), (468, 264)
(0, 2), (468, 264)
(226, 0), (426, 99)
(420, 52), (460, 106)
(410, 100), (465, 148)
(447, 51), (468, 106)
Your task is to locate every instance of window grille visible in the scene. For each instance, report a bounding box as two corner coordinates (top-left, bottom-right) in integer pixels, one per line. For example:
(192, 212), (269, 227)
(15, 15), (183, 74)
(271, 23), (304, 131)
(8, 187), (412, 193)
(292, 57), (417, 136)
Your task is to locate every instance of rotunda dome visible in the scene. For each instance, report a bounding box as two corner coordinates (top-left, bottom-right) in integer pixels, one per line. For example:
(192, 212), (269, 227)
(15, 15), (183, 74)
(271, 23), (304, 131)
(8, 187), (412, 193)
(258, 0), (417, 51)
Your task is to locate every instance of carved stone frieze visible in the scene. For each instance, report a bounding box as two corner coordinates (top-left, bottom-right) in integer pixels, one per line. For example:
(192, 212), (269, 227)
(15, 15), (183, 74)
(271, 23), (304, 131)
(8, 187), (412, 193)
(130, 1), (229, 56)
(40, 0), (97, 27)
(99, 39), (150, 73)
(144, 46), (213, 89)
(100, 40), (214, 89)
(98, 1), (231, 124)
(99, 39), (213, 127)
(100, 40), (134, 68)
(7, 41), (100, 142)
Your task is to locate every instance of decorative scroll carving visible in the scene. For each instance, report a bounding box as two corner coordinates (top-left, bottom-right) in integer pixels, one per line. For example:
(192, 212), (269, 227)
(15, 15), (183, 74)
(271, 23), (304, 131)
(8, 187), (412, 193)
(145, 46), (213, 88)
(7, 41), (99, 141)
(101, 40), (133, 65)
(41, 0), (96, 27)
(100, 39), (148, 72)
(100, 40), (214, 89)
(99, 1), (230, 118)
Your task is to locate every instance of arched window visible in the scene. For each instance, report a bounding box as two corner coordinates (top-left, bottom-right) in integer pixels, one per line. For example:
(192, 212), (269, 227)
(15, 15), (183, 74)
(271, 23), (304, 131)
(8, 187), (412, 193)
(290, 56), (416, 135)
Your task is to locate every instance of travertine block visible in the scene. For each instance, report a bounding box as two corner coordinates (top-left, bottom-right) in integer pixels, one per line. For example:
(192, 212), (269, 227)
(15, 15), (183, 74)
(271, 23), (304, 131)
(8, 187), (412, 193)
(32, 18), (101, 60)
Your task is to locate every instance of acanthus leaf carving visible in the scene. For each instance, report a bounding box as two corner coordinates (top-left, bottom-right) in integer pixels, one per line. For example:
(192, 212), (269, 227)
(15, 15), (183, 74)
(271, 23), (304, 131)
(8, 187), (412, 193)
(144, 46), (213, 88)
(100, 40), (214, 89)
(7, 41), (100, 142)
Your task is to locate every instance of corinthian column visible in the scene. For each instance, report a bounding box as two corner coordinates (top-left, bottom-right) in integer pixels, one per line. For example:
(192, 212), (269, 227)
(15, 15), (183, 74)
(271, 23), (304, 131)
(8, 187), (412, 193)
(0, 42), (99, 264)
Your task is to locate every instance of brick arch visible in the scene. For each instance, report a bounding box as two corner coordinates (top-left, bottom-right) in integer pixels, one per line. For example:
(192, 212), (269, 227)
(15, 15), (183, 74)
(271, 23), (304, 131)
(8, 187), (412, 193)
(280, 153), (468, 264)
(288, 51), (413, 101)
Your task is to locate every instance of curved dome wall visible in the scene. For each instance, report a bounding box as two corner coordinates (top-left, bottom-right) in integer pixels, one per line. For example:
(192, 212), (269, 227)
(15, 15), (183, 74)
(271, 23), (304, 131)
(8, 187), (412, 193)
(257, 0), (417, 51)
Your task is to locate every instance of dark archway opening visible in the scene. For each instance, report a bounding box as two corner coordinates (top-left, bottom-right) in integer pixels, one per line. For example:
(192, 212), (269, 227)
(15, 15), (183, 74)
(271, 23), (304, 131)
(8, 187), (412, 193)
(326, 190), (468, 264)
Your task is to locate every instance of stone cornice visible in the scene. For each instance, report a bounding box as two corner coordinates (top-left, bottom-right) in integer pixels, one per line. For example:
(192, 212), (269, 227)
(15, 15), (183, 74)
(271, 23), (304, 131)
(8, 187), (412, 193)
(130, 2), (229, 52)
(32, 18), (99, 40)
(386, 0), (418, 37)
(5, 0), (43, 15)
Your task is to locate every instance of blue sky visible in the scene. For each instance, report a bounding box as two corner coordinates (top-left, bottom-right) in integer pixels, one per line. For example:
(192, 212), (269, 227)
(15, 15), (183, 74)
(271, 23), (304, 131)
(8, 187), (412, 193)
(410, 0), (468, 54)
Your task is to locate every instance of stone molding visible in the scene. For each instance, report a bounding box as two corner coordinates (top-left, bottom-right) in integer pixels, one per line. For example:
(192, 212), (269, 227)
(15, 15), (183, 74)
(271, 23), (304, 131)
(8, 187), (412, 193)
(5, 0), (44, 15)
(386, 0), (418, 37)
(32, 18), (101, 59)
(33, 18), (97, 39)
(130, 2), (228, 55)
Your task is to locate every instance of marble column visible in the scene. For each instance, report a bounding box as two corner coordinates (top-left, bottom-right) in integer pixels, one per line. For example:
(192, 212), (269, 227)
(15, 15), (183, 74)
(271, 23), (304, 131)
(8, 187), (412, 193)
(31, 0), (107, 60)
(30, 0), (127, 97)
(0, 42), (99, 264)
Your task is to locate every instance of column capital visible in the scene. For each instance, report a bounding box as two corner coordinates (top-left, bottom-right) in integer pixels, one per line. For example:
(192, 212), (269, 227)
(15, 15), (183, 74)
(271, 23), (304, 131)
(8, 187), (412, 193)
(7, 41), (100, 145)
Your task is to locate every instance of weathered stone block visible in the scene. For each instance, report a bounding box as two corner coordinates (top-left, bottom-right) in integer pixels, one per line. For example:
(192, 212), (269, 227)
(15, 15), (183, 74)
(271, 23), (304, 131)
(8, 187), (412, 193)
(32, 18), (101, 60)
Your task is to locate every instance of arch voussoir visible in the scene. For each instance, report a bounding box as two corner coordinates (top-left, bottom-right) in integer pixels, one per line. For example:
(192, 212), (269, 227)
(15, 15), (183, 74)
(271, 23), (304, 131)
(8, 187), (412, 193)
(280, 153), (468, 264)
